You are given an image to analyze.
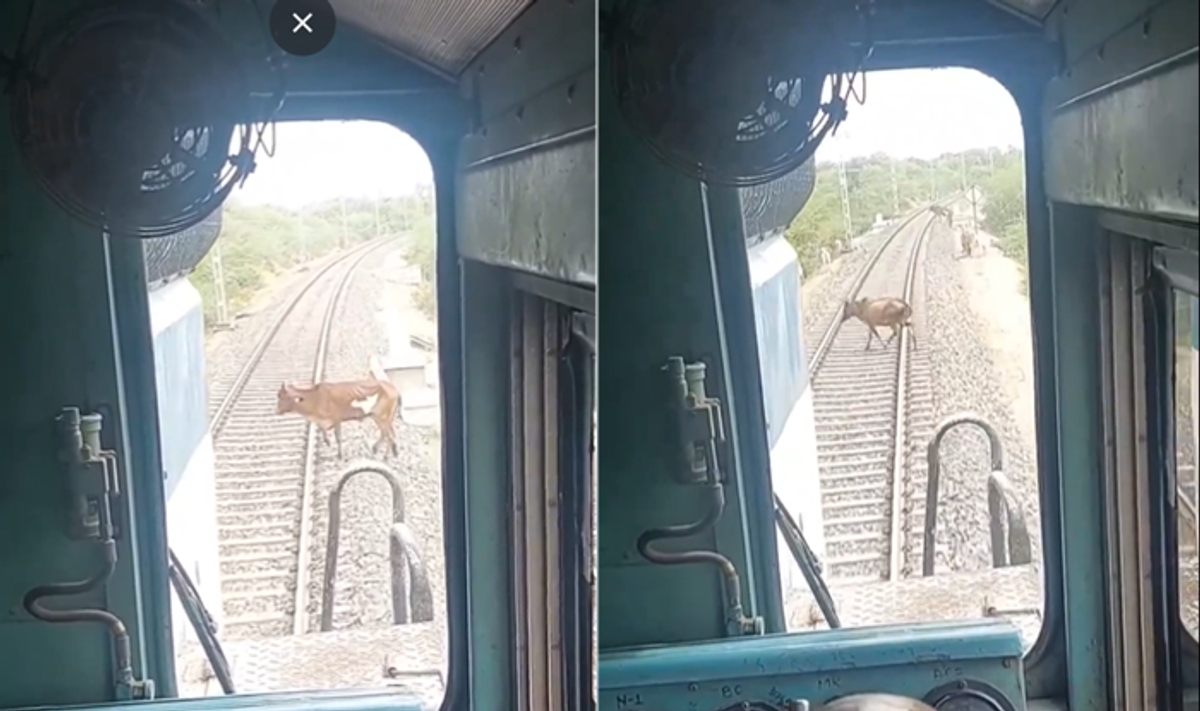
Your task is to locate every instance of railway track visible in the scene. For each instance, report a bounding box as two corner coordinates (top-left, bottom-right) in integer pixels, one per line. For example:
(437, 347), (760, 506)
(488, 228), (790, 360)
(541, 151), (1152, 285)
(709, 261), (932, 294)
(806, 205), (943, 583)
(207, 237), (393, 640)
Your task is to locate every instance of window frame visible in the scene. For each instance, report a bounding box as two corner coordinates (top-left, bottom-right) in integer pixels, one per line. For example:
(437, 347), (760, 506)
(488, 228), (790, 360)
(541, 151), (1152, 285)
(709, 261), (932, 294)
(1100, 210), (1199, 696)
(1149, 240), (1200, 673)
(507, 277), (596, 710)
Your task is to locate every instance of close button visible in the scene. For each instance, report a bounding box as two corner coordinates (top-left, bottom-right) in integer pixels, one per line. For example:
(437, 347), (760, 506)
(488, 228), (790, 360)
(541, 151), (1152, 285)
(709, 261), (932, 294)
(269, 0), (337, 57)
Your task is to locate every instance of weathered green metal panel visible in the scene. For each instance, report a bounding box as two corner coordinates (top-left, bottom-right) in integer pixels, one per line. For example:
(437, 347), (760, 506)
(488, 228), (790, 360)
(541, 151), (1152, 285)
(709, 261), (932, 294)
(0, 114), (164, 706)
(458, 261), (518, 706)
(456, 0), (596, 285)
(1044, 0), (1198, 221)
(596, 2), (765, 647)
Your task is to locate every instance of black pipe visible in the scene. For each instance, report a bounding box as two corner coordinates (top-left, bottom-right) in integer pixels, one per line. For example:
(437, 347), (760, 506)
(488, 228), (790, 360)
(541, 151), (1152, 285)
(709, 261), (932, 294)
(23, 537), (134, 687)
(167, 548), (235, 694)
(635, 482), (750, 632)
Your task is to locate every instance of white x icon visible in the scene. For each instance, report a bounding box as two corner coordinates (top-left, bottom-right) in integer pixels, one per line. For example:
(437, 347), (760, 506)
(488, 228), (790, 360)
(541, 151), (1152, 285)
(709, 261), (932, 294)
(292, 12), (313, 33)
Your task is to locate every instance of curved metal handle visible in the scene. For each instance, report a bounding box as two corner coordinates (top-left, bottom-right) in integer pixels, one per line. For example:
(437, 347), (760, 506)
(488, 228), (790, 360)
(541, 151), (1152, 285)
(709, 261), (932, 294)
(320, 461), (433, 631)
(922, 413), (1032, 576)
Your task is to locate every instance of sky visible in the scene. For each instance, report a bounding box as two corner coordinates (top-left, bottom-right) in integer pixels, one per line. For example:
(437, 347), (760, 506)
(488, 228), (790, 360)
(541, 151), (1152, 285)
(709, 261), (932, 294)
(230, 121), (433, 208)
(816, 67), (1024, 162)
(230, 67), (1022, 208)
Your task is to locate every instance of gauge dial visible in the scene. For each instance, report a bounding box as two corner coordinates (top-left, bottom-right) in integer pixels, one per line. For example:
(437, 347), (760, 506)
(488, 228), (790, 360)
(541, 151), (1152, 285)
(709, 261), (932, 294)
(924, 680), (1015, 711)
(930, 692), (1004, 711)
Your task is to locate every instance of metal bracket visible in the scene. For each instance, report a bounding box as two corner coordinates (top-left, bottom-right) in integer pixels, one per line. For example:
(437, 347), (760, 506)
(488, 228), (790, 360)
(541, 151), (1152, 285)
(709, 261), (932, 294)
(56, 408), (120, 540)
(664, 357), (726, 486)
(41, 408), (154, 699)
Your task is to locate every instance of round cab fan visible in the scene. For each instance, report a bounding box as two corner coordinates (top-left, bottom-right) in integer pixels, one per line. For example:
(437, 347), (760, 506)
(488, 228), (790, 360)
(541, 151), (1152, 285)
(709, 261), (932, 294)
(9, 0), (265, 238)
(605, 0), (871, 187)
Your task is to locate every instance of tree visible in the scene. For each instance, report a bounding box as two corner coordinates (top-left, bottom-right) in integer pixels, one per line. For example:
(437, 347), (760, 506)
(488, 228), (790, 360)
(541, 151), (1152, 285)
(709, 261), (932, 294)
(977, 148), (1027, 266)
(189, 193), (436, 328)
(783, 148), (1027, 278)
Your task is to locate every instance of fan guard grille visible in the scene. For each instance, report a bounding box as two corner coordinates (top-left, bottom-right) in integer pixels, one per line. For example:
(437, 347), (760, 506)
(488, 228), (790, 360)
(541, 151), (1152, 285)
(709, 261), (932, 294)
(739, 157), (817, 243)
(10, 0), (264, 238)
(608, 0), (869, 187)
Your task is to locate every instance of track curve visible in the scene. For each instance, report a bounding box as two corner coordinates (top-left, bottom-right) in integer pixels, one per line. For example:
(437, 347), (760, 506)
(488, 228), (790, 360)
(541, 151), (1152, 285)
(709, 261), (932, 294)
(207, 238), (394, 640)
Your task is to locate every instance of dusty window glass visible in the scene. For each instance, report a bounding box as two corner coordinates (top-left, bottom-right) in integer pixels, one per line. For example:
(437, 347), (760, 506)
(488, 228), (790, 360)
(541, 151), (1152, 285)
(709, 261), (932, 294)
(1176, 291), (1198, 641)
(755, 68), (1045, 650)
(152, 121), (447, 701)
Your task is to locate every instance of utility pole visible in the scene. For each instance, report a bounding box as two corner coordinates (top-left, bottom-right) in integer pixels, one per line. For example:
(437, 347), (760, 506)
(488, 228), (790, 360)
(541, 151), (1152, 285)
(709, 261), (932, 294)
(339, 196), (350, 249)
(210, 238), (230, 326)
(832, 127), (854, 241)
(374, 190), (382, 237)
(297, 209), (309, 262)
(970, 184), (980, 233)
(889, 157), (899, 216)
(837, 155), (854, 243)
(958, 152), (968, 192)
(928, 162), (936, 201)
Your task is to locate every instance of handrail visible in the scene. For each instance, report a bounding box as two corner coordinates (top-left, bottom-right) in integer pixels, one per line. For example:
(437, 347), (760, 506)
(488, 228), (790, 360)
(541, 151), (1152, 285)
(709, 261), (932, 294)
(922, 413), (1033, 577)
(320, 461), (434, 632)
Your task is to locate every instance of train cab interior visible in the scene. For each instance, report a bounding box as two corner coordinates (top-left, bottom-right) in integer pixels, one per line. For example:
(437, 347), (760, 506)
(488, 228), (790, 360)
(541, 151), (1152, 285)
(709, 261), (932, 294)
(0, 0), (1197, 708)
(1, 0), (593, 710)
(596, 0), (1196, 710)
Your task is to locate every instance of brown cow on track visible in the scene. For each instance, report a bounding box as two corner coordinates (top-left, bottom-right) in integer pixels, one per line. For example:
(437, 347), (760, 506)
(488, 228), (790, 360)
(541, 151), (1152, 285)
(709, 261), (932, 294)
(842, 296), (916, 351)
(276, 375), (400, 459)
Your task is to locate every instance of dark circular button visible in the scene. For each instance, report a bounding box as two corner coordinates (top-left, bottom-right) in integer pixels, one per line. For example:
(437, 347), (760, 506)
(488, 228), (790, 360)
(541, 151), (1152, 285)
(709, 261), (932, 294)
(269, 0), (336, 57)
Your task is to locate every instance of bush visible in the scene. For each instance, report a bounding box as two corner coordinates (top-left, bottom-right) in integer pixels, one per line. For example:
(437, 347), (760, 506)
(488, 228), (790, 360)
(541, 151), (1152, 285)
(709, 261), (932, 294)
(784, 150), (1015, 277)
(190, 194), (434, 329)
(402, 214), (437, 318)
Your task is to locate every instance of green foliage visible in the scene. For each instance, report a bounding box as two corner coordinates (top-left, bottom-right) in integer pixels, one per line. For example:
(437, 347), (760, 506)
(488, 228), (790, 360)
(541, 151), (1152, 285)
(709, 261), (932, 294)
(190, 193), (435, 328)
(977, 148), (1027, 267)
(784, 149), (1026, 278)
(401, 212), (437, 318)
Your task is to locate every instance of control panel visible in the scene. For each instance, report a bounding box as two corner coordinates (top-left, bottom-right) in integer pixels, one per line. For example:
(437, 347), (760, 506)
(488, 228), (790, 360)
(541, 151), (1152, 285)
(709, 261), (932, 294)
(598, 619), (1025, 711)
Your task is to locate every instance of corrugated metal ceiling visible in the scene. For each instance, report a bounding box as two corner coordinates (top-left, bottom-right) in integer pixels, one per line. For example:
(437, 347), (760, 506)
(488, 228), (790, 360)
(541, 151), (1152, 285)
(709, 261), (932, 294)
(330, 0), (1058, 79)
(985, 0), (1061, 23)
(330, 0), (534, 78)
